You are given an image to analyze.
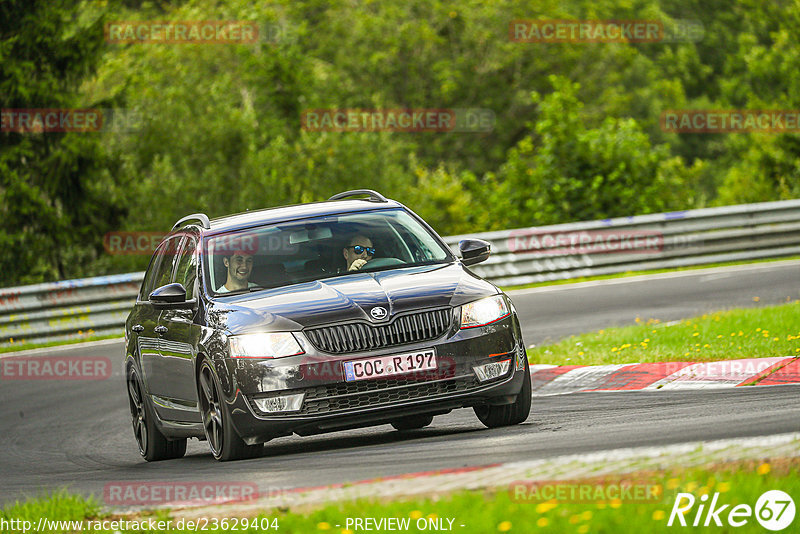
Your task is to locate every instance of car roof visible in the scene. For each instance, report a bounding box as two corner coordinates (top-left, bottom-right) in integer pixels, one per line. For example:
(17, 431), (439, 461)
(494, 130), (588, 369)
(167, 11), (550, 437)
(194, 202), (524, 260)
(200, 198), (405, 236)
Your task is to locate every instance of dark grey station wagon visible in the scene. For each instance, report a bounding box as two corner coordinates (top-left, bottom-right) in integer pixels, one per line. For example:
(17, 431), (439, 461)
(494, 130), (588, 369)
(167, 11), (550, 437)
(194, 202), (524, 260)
(125, 190), (531, 461)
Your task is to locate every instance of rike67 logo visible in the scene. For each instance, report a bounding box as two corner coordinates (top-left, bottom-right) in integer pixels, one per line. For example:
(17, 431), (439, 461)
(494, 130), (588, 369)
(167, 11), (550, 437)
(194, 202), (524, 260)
(667, 490), (795, 530)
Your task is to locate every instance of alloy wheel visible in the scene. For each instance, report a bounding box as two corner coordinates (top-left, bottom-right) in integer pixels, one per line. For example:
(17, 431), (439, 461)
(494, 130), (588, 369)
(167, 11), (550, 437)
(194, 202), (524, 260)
(127, 369), (148, 455)
(199, 364), (224, 458)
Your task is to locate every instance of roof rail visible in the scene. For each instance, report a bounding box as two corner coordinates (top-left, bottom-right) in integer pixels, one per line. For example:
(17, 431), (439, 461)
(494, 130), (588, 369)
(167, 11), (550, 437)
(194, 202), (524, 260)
(328, 189), (389, 203)
(172, 213), (211, 231)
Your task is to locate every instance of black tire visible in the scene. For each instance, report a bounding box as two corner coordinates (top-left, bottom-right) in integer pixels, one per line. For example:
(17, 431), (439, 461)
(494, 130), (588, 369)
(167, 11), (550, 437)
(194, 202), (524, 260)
(391, 414), (434, 431)
(127, 366), (187, 462)
(474, 356), (532, 428)
(197, 360), (262, 461)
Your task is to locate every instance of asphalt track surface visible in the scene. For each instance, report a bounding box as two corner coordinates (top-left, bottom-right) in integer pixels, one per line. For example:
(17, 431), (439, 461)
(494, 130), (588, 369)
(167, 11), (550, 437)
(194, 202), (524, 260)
(0, 261), (798, 506)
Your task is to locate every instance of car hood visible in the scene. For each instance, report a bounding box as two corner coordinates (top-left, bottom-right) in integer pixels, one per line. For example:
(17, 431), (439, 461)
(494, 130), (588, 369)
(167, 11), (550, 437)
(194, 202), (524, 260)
(208, 262), (498, 335)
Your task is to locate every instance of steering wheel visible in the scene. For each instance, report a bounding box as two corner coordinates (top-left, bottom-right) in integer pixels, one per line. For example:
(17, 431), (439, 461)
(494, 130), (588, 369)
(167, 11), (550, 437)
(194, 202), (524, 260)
(363, 257), (405, 268)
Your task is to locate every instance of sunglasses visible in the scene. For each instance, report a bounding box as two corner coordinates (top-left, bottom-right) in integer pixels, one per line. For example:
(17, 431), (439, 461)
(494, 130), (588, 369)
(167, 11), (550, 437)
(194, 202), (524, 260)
(347, 245), (375, 255)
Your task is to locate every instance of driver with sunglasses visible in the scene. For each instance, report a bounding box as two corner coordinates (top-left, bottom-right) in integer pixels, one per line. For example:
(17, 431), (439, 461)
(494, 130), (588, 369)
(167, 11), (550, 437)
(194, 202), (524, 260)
(343, 235), (375, 271)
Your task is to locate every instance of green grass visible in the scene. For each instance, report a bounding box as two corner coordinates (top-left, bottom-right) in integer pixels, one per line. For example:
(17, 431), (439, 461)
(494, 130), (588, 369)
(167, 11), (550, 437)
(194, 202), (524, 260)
(527, 301), (800, 366)
(0, 489), (102, 528)
(0, 333), (122, 354)
(501, 255), (800, 292)
(2, 460), (797, 532)
(286, 461), (800, 533)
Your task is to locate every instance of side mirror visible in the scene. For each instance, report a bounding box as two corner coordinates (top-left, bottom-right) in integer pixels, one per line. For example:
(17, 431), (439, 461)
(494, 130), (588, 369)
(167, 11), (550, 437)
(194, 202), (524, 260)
(149, 283), (195, 309)
(459, 239), (491, 266)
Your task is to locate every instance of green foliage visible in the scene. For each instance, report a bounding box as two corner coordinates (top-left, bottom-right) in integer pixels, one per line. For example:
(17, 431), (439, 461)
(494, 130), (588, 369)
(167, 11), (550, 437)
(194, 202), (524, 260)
(399, 160), (485, 236)
(486, 76), (698, 228)
(2, 0), (799, 285)
(0, 489), (101, 523)
(717, 136), (800, 204)
(0, 0), (124, 285)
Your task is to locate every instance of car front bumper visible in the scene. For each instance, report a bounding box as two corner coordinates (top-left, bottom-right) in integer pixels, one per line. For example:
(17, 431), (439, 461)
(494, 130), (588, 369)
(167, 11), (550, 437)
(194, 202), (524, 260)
(217, 314), (527, 444)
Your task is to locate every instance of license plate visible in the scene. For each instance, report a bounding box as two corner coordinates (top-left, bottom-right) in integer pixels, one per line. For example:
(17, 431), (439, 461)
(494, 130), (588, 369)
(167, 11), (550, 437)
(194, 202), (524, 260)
(343, 349), (437, 382)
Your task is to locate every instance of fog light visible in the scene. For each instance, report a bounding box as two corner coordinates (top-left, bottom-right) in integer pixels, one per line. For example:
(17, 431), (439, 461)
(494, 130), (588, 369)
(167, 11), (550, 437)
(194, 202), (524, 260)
(473, 359), (511, 382)
(253, 393), (304, 413)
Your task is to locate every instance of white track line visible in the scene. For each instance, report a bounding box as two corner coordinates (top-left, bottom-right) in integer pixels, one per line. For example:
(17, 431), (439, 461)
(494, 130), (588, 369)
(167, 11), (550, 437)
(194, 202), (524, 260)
(0, 337), (124, 359)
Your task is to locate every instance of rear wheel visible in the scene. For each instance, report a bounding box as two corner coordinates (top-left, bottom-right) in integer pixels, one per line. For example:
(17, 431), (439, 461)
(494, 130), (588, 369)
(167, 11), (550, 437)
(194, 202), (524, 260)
(198, 360), (262, 461)
(127, 366), (187, 461)
(391, 414), (433, 431)
(474, 356), (531, 428)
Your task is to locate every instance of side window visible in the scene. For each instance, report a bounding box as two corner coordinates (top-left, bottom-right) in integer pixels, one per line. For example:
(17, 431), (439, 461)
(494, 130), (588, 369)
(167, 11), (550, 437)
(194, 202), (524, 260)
(140, 243), (166, 300)
(173, 236), (198, 299)
(140, 236), (182, 300)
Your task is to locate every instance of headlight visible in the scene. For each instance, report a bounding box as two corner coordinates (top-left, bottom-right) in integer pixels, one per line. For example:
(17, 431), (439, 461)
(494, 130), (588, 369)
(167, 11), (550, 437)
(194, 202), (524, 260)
(228, 333), (305, 359)
(460, 295), (511, 329)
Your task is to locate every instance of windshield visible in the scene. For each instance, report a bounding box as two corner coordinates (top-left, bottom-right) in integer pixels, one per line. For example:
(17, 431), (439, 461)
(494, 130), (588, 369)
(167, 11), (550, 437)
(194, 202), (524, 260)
(203, 208), (452, 295)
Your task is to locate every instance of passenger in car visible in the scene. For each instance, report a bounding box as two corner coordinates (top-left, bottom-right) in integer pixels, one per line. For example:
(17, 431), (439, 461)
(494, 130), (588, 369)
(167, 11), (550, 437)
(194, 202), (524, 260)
(217, 250), (258, 292)
(343, 235), (374, 271)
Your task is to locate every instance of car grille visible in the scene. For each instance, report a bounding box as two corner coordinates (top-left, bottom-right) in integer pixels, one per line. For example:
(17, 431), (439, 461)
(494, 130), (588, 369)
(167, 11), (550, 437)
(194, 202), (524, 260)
(248, 374), (495, 417)
(300, 374), (480, 415)
(304, 308), (452, 354)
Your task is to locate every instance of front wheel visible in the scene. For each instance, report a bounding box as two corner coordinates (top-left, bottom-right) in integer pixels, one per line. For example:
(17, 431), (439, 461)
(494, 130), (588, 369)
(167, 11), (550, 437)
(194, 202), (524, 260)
(127, 366), (187, 461)
(474, 357), (531, 428)
(197, 360), (262, 461)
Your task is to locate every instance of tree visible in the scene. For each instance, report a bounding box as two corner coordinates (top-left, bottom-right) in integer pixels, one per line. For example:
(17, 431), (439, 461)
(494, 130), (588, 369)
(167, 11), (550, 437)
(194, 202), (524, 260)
(0, 0), (123, 285)
(487, 75), (699, 229)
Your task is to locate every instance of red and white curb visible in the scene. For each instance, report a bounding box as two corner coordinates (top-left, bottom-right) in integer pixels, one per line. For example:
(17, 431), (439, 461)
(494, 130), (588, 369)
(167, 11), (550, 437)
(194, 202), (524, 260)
(169, 432), (800, 520)
(529, 356), (800, 396)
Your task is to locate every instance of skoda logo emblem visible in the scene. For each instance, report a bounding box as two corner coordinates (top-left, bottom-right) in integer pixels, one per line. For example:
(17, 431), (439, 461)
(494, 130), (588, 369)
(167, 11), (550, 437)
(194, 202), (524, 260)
(370, 306), (388, 320)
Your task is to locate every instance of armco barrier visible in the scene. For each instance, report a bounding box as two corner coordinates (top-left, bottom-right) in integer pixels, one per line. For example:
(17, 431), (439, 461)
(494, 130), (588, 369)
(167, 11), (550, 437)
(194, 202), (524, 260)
(1, 199), (799, 347)
(443, 198), (800, 286)
(0, 273), (143, 347)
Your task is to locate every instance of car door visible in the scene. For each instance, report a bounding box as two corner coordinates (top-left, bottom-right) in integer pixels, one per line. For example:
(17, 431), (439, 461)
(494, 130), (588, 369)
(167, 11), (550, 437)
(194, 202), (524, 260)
(130, 241), (170, 393)
(152, 234), (202, 421)
(138, 235), (181, 401)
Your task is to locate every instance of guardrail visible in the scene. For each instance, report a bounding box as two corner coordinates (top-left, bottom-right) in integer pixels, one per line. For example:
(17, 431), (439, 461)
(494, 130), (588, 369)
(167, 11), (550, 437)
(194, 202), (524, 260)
(1, 199), (799, 348)
(443, 198), (800, 286)
(0, 273), (144, 348)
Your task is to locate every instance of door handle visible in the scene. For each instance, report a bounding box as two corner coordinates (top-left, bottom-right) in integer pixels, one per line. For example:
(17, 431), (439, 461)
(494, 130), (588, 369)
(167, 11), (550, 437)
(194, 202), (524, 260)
(154, 326), (168, 334)
(132, 324), (144, 333)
